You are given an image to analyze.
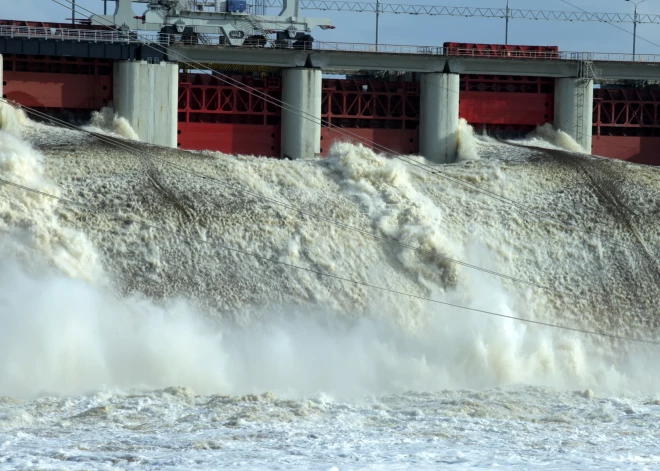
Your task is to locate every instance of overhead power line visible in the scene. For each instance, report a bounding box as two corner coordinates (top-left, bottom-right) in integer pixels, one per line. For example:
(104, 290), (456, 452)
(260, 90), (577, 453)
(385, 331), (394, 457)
(0, 171), (658, 346)
(0, 1), (653, 345)
(0, 96), (562, 295)
(262, 1), (660, 24)
(45, 0), (658, 301)
(54, 0), (658, 255)
(559, 0), (660, 50)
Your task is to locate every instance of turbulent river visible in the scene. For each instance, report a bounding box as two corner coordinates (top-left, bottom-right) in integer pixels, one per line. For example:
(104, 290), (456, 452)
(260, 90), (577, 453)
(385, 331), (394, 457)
(0, 103), (659, 469)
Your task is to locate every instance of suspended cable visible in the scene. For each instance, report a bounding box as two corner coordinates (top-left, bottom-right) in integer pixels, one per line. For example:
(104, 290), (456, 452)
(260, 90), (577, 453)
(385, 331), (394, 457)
(53, 0), (636, 240)
(1, 174), (658, 346)
(20, 1), (652, 301)
(0, 96), (565, 295)
(51, 0), (563, 205)
(1, 97), (654, 320)
(560, 0), (660, 50)
(25, 1), (660, 271)
(268, 0), (660, 24)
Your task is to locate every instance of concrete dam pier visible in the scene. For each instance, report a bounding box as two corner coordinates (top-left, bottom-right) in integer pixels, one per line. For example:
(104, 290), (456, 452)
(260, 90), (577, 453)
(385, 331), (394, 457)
(94, 54), (598, 162)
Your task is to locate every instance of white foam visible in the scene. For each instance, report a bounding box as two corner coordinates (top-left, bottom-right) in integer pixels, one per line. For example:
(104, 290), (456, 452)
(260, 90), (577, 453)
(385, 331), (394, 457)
(525, 123), (585, 153)
(0, 107), (658, 401)
(0, 129), (104, 283)
(0, 101), (28, 137)
(87, 107), (139, 141)
(457, 118), (480, 161)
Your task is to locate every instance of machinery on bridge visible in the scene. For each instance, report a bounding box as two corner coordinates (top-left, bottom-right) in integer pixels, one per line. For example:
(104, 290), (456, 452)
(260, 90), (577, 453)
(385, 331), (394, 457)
(89, 0), (333, 46)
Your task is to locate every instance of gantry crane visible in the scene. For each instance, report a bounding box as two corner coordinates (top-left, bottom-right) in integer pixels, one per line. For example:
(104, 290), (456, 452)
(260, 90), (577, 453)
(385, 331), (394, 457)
(91, 0), (334, 46)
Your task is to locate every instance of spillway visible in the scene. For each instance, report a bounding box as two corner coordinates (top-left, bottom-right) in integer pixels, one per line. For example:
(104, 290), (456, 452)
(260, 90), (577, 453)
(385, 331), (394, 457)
(0, 103), (659, 469)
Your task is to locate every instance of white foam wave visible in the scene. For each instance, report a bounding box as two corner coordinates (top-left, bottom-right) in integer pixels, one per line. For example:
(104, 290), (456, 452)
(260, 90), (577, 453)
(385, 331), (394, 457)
(327, 142), (461, 292)
(0, 110), (658, 400)
(0, 101), (28, 137)
(525, 123), (585, 153)
(0, 129), (104, 282)
(457, 118), (480, 161)
(87, 107), (139, 141)
(1, 254), (658, 399)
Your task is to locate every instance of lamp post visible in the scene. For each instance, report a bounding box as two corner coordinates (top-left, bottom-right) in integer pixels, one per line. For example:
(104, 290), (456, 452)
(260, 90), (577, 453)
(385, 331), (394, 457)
(505, 0), (510, 45)
(626, 0), (647, 60)
(504, 0), (509, 46)
(376, 0), (380, 51)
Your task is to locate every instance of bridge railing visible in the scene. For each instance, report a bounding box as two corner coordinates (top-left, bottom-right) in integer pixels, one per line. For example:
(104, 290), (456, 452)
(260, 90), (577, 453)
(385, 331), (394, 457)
(2, 24), (660, 63)
(309, 42), (660, 62)
(0, 24), (136, 43)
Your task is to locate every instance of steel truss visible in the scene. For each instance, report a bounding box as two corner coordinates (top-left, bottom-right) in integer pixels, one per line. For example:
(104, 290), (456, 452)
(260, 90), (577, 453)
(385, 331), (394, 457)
(263, 1), (660, 24)
(594, 88), (660, 137)
(321, 79), (420, 129)
(178, 73), (282, 125)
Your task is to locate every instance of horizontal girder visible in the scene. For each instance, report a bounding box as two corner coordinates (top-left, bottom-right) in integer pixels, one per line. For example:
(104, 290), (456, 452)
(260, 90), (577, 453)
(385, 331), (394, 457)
(263, 1), (660, 24)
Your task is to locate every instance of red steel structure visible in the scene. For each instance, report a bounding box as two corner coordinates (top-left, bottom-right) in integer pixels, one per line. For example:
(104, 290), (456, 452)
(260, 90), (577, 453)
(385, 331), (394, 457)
(2, 54), (112, 113)
(592, 88), (660, 165)
(443, 42), (560, 59)
(320, 78), (420, 155)
(2, 52), (659, 165)
(460, 75), (555, 134)
(177, 72), (282, 156)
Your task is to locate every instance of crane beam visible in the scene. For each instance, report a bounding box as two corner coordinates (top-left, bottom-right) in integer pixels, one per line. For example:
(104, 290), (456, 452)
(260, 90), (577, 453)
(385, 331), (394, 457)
(261, 1), (660, 24)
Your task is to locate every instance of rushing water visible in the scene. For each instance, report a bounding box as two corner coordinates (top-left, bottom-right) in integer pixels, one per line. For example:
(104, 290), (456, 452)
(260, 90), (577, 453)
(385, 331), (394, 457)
(0, 104), (659, 469)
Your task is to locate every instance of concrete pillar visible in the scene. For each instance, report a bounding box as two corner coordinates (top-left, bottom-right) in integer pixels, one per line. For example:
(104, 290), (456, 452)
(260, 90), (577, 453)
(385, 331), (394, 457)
(419, 72), (460, 163)
(281, 68), (322, 159)
(113, 60), (178, 148)
(554, 78), (594, 153)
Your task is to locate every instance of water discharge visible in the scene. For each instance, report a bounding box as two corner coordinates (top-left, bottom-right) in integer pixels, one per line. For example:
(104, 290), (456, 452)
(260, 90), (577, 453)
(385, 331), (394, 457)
(0, 104), (658, 403)
(86, 107), (140, 141)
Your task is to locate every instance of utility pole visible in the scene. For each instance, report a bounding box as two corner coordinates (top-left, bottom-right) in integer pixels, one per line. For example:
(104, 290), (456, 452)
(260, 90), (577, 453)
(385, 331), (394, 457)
(72, 0), (76, 24)
(505, 0), (510, 45)
(376, 0), (380, 51)
(626, 0), (647, 60)
(104, 0), (108, 15)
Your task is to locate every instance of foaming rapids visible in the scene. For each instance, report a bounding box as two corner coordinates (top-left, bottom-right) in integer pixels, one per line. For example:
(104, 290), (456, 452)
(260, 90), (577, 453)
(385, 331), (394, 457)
(0, 101), (28, 137)
(525, 123), (585, 153)
(457, 117), (480, 161)
(0, 251), (657, 399)
(87, 107), (140, 141)
(0, 107), (658, 399)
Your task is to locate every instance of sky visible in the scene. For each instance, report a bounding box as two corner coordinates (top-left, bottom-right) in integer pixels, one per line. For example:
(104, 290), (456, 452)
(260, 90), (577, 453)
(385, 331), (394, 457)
(4, 0), (660, 56)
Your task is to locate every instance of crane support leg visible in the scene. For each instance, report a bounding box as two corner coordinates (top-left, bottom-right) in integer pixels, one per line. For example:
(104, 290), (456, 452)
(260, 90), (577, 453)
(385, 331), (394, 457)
(420, 72), (460, 163)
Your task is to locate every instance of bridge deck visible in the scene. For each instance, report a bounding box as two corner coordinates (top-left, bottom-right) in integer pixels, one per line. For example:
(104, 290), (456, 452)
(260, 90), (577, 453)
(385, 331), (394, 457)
(1, 23), (660, 80)
(172, 45), (660, 80)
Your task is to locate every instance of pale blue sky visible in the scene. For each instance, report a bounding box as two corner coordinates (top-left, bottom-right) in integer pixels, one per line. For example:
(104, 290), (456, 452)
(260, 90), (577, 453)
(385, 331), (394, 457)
(3, 0), (660, 55)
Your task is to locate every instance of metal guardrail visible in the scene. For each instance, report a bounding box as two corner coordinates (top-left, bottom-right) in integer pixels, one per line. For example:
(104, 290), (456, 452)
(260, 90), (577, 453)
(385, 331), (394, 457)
(2, 24), (660, 63)
(0, 24), (136, 43)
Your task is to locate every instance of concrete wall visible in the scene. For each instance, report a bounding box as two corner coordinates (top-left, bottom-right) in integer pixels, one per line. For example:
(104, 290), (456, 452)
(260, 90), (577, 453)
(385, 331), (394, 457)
(554, 78), (594, 153)
(419, 73), (460, 163)
(113, 61), (178, 148)
(281, 68), (322, 159)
